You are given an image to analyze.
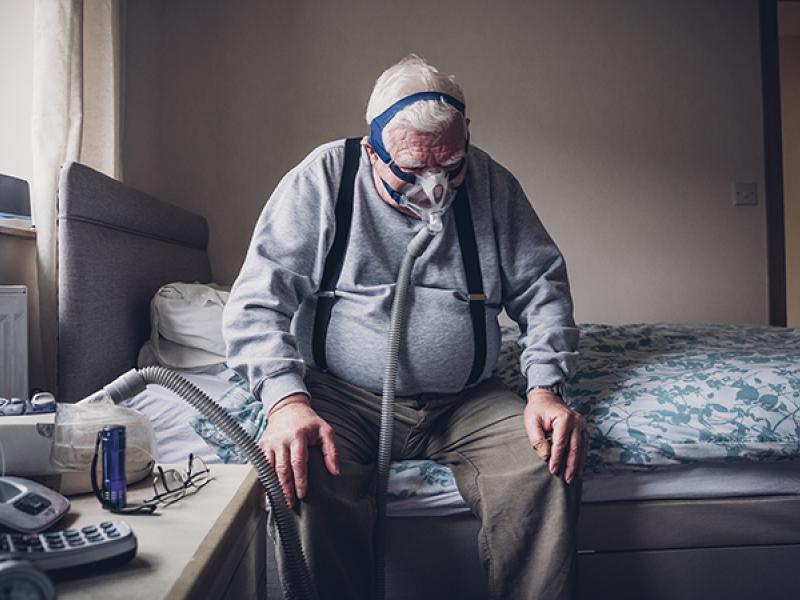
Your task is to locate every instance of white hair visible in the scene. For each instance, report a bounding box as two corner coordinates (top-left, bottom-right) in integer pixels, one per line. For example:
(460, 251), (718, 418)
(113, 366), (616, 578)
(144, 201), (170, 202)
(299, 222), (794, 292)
(365, 55), (466, 151)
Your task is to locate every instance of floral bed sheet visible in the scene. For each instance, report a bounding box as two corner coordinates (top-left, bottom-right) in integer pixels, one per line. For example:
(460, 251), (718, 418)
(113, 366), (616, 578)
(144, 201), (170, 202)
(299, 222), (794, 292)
(192, 322), (800, 499)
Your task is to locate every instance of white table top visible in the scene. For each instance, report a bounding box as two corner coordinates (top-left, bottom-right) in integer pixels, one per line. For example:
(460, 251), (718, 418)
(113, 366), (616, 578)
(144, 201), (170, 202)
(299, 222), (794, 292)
(54, 464), (260, 599)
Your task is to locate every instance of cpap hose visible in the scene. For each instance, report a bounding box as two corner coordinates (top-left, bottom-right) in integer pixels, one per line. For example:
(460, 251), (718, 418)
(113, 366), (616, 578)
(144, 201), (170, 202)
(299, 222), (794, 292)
(373, 223), (438, 600)
(86, 220), (439, 600)
(92, 366), (318, 600)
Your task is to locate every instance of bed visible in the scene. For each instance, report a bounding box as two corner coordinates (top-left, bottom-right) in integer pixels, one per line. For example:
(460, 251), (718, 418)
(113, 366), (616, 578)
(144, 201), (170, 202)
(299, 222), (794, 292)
(57, 161), (800, 600)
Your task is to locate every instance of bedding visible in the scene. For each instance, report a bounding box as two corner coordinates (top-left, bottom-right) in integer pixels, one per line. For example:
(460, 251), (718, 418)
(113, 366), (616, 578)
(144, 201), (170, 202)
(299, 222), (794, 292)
(130, 281), (800, 509)
(122, 369), (800, 513)
(124, 353), (800, 513)
(548, 323), (798, 472)
(120, 370), (228, 466)
(198, 322), (800, 474)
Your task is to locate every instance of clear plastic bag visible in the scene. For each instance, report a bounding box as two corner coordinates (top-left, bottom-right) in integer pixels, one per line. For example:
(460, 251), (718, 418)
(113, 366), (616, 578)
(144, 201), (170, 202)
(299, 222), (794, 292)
(51, 399), (157, 483)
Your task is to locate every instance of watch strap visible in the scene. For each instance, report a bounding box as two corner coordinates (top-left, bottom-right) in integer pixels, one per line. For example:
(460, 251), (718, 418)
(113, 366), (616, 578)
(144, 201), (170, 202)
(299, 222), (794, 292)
(530, 383), (565, 399)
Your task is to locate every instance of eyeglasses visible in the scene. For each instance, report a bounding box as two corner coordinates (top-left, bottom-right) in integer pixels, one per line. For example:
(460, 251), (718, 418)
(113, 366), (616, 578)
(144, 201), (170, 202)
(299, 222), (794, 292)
(382, 157), (465, 185)
(144, 454), (212, 506)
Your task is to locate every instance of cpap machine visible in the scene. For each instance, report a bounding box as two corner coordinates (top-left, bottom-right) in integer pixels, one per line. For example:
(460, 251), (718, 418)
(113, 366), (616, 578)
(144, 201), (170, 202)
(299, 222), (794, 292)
(0, 394), (156, 496)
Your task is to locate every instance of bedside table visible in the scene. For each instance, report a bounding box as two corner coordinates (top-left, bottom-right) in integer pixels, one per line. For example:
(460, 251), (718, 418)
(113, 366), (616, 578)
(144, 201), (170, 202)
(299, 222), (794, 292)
(54, 464), (266, 599)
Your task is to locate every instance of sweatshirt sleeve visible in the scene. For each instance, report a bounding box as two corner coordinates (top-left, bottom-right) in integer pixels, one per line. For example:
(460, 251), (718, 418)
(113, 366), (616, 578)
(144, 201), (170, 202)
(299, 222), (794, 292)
(222, 148), (338, 415)
(492, 166), (580, 394)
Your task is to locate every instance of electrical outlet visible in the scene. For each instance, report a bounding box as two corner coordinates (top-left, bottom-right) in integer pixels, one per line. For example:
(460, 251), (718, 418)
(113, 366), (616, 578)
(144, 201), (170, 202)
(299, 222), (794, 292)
(733, 182), (758, 206)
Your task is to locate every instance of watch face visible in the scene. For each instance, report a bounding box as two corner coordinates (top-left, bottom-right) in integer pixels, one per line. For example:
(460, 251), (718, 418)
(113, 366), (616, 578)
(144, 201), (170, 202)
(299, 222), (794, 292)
(533, 384), (564, 398)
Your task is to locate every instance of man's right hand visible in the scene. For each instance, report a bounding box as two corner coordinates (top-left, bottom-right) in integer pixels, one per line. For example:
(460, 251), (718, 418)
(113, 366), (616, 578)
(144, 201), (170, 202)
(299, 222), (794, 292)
(260, 394), (339, 508)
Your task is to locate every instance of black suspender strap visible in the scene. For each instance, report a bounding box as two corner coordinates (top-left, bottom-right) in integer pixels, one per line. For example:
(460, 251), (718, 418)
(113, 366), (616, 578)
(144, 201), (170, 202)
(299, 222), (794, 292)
(312, 138), (487, 385)
(452, 185), (487, 386)
(312, 137), (361, 371)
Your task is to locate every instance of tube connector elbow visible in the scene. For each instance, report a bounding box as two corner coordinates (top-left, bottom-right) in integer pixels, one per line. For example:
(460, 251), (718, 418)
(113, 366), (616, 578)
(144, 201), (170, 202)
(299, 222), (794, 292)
(103, 369), (148, 404)
(427, 212), (443, 233)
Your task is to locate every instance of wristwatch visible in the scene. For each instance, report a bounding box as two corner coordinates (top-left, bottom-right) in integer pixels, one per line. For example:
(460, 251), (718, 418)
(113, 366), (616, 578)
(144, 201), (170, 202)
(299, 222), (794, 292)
(530, 383), (565, 400)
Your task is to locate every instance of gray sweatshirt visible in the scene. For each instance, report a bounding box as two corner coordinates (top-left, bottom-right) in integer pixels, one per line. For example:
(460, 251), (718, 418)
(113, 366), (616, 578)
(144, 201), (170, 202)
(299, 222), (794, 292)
(222, 140), (579, 415)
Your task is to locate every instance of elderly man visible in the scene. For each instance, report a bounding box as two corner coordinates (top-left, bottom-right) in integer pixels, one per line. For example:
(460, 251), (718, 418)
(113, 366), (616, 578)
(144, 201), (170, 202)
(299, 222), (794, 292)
(223, 55), (588, 600)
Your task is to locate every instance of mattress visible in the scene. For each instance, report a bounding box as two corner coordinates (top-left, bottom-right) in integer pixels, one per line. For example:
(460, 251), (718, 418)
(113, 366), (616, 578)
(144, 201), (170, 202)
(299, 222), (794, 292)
(122, 370), (800, 517)
(186, 323), (800, 474)
(495, 323), (800, 472)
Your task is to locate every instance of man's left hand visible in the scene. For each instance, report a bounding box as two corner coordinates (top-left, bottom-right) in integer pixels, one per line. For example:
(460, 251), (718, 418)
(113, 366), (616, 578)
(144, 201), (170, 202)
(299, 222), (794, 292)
(524, 389), (588, 485)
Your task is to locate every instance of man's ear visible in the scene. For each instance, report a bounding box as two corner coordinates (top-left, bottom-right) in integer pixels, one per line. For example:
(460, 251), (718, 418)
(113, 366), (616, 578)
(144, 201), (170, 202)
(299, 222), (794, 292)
(362, 137), (379, 165)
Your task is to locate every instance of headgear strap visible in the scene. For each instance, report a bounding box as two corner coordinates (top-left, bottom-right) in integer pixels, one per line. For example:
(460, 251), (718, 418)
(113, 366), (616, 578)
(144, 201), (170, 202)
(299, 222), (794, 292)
(369, 92), (466, 163)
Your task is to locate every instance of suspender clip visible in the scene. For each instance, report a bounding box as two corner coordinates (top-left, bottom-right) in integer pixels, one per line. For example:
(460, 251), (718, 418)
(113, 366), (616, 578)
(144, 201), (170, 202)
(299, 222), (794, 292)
(468, 293), (486, 302)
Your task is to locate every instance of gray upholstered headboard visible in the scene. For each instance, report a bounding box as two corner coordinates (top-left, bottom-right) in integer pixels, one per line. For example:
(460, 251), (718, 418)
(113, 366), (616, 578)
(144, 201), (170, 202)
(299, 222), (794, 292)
(57, 162), (212, 403)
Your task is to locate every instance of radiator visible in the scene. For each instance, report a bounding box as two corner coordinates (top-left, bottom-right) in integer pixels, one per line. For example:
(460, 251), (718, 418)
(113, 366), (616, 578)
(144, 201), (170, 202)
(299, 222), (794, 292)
(0, 285), (28, 399)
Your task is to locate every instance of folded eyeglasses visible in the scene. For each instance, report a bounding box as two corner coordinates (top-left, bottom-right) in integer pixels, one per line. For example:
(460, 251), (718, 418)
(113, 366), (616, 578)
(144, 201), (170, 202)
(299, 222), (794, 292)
(91, 449), (212, 514)
(144, 454), (212, 506)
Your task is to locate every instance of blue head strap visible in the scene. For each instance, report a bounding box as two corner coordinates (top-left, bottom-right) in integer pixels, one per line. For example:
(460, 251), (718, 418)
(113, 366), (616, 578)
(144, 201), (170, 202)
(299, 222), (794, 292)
(369, 91), (467, 165)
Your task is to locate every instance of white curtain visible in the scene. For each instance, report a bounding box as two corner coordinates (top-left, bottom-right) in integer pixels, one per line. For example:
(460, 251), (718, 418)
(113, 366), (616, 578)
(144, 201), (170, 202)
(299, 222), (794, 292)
(31, 0), (121, 394)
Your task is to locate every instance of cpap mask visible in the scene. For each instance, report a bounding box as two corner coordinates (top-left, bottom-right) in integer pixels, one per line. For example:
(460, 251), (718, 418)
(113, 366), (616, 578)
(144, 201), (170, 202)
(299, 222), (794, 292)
(369, 91), (469, 231)
(380, 169), (458, 231)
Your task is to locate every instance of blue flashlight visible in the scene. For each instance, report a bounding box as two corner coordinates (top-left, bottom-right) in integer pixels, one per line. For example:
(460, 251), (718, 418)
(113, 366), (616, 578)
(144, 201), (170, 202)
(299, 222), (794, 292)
(101, 425), (127, 510)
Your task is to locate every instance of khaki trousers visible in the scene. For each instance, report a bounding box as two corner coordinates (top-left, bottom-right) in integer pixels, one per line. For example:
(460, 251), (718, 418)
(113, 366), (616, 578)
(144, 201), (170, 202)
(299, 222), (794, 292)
(269, 367), (582, 600)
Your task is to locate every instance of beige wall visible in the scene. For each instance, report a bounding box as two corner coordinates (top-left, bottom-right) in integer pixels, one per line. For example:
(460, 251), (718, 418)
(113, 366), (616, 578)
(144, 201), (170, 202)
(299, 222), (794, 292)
(124, 0), (769, 326)
(0, 0), (42, 393)
(0, 0), (34, 182)
(780, 3), (800, 328)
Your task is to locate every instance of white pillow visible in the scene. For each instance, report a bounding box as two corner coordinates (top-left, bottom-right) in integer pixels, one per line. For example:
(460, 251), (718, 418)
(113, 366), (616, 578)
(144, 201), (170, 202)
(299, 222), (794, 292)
(137, 282), (230, 370)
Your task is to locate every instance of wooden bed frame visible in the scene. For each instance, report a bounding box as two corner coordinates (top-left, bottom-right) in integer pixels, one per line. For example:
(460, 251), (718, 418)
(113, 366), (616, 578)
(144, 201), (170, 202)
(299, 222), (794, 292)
(57, 162), (800, 600)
